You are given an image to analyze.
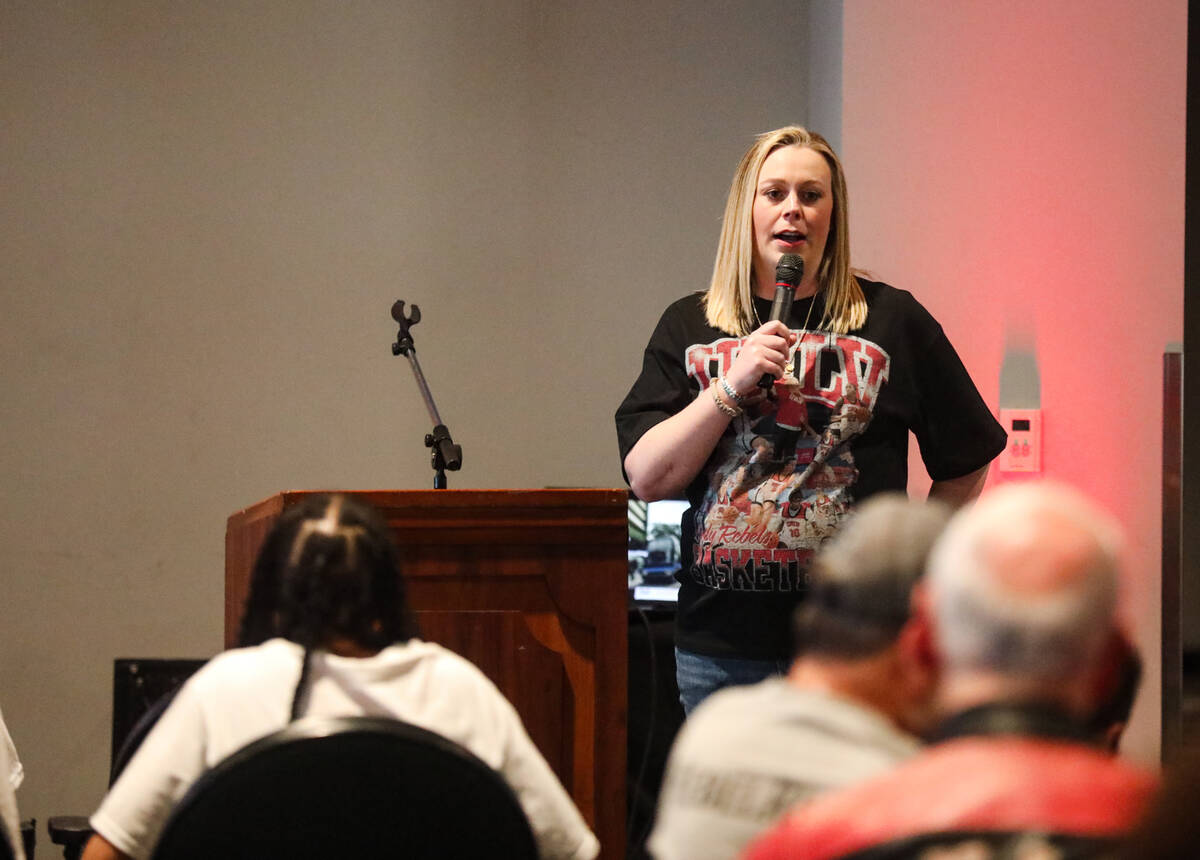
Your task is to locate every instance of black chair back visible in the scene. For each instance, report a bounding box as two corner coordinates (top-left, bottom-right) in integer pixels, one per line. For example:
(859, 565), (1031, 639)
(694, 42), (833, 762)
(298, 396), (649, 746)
(150, 715), (539, 860)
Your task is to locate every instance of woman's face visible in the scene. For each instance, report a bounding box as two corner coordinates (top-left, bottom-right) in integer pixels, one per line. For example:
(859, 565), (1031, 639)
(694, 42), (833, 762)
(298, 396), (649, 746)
(751, 144), (833, 298)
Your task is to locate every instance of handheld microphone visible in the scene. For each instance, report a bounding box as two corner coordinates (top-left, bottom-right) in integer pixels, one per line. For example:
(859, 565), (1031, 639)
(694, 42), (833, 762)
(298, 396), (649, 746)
(767, 254), (804, 322)
(759, 254), (804, 389)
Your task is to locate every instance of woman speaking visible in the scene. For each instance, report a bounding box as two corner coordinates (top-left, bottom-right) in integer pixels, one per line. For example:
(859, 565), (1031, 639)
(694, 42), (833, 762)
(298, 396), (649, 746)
(616, 126), (1005, 714)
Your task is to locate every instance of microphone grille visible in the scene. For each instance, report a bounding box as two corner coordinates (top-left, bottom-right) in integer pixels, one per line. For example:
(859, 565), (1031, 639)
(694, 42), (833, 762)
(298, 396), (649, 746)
(775, 254), (804, 287)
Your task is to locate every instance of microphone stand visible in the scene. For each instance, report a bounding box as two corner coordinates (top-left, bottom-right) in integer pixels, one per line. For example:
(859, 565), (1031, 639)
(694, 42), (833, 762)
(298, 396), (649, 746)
(390, 300), (462, 489)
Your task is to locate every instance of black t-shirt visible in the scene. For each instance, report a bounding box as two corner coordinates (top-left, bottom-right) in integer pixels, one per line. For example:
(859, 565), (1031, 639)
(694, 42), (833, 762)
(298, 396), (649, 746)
(615, 278), (1007, 660)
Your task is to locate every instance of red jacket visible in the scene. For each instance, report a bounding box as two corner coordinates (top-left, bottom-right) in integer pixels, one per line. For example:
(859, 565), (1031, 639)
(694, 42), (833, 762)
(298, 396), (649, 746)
(743, 707), (1157, 860)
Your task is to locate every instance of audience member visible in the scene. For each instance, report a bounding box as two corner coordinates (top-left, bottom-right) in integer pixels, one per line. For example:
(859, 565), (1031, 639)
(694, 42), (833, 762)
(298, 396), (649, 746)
(743, 481), (1158, 860)
(647, 495), (950, 860)
(0, 702), (24, 860)
(81, 494), (598, 860)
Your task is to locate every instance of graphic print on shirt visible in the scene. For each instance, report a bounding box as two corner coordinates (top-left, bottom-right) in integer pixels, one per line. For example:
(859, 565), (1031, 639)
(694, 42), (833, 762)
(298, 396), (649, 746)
(685, 330), (891, 593)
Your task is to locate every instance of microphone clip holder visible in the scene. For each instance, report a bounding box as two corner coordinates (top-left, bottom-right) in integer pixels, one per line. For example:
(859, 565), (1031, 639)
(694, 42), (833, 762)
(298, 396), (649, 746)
(391, 300), (463, 489)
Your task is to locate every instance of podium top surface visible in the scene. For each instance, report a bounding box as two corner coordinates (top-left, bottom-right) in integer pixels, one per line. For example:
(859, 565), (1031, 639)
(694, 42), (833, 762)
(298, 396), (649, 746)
(227, 488), (629, 536)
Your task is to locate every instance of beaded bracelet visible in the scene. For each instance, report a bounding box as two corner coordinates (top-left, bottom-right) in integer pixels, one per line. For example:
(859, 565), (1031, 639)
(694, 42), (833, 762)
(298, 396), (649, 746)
(719, 376), (744, 405)
(710, 380), (742, 418)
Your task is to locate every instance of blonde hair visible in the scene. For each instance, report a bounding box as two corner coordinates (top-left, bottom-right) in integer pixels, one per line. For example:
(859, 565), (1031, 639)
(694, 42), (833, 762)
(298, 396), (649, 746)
(704, 126), (866, 336)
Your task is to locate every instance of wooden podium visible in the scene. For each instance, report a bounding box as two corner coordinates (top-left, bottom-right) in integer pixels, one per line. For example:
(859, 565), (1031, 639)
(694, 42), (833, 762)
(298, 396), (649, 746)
(225, 488), (628, 859)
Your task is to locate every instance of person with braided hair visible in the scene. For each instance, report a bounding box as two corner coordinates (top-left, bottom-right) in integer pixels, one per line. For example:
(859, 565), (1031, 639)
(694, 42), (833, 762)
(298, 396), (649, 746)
(82, 494), (598, 860)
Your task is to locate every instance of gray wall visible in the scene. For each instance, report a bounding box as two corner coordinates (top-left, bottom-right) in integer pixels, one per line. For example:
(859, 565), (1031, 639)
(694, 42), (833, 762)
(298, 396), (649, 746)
(1, 0), (836, 828)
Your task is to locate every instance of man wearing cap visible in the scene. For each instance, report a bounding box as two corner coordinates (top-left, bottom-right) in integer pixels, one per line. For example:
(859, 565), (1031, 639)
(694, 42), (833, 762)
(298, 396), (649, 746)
(647, 495), (950, 860)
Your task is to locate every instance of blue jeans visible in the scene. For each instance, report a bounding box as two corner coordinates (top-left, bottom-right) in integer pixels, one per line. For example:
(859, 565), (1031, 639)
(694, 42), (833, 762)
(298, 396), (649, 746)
(674, 647), (788, 716)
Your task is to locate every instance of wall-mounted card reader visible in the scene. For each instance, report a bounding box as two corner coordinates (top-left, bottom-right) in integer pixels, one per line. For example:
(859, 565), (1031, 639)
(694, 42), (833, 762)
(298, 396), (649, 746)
(998, 408), (1041, 472)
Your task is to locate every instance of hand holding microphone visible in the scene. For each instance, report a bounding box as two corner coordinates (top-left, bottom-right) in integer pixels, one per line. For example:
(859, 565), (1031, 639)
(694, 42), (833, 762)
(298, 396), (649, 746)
(717, 255), (804, 405)
(757, 254), (804, 391)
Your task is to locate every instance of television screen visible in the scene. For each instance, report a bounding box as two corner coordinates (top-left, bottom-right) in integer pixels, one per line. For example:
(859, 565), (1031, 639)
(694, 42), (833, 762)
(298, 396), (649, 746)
(628, 495), (689, 609)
